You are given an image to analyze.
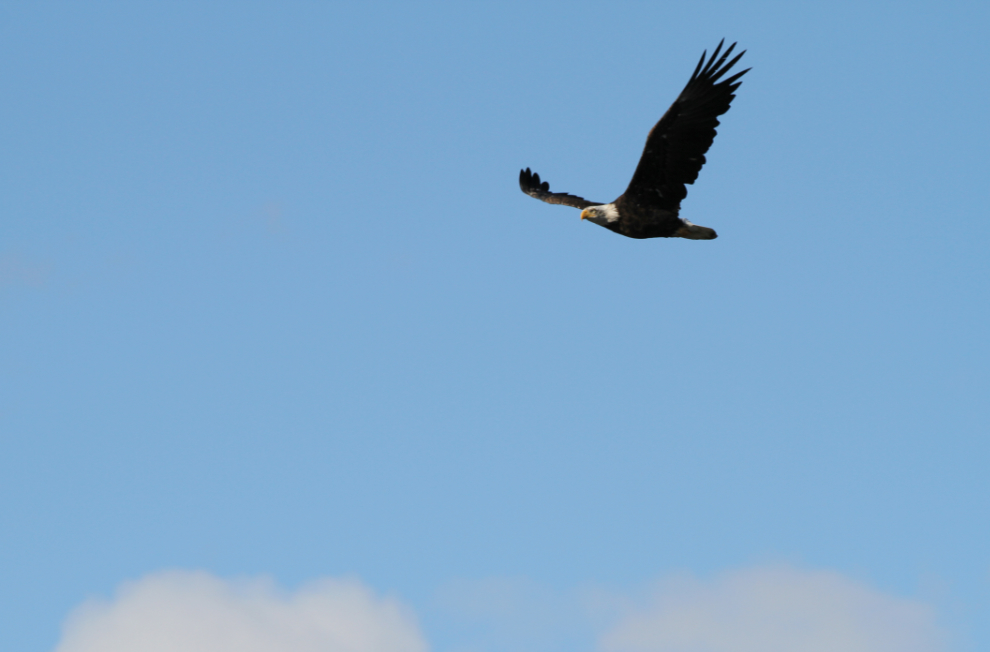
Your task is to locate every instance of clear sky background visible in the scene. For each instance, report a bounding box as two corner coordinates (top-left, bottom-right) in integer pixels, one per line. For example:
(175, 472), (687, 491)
(1, 2), (988, 651)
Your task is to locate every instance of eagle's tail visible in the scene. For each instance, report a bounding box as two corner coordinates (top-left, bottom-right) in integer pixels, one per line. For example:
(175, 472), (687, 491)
(673, 220), (717, 240)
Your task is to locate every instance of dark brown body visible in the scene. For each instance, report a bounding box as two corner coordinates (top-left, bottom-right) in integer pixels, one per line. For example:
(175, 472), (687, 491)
(608, 197), (685, 239)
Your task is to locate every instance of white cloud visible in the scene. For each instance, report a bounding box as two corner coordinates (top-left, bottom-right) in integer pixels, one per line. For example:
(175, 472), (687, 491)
(599, 565), (945, 652)
(53, 566), (948, 652)
(54, 570), (428, 652)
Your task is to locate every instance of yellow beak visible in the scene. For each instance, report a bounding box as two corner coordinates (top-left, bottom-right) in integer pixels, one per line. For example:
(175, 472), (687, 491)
(580, 208), (589, 220)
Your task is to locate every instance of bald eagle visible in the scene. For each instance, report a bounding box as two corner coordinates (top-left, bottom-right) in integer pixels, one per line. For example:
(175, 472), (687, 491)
(520, 40), (748, 240)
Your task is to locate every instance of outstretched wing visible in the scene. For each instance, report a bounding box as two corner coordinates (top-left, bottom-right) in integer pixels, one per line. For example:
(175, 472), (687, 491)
(519, 168), (599, 210)
(623, 40), (749, 210)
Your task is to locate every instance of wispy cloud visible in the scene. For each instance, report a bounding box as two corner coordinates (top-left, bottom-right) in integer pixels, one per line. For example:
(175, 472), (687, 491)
(54, 570), (427, 652)
(600, 566), (945, 652)
(435, 576), (592, 652)
(0, 251), (50, 289)
(434, 565), (947, 652)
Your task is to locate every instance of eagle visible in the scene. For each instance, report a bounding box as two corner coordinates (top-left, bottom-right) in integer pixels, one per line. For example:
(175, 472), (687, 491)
(520, 40), (748, 240)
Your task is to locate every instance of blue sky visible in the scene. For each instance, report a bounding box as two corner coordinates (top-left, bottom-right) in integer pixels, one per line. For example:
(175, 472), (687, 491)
(1, 2), (988, 651)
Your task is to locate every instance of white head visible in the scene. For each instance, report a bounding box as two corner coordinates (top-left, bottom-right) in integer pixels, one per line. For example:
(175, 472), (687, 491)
(580, 204), (620, 226)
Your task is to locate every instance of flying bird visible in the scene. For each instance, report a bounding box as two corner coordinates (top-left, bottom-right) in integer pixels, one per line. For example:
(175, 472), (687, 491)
(519, 40), (748, 240)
